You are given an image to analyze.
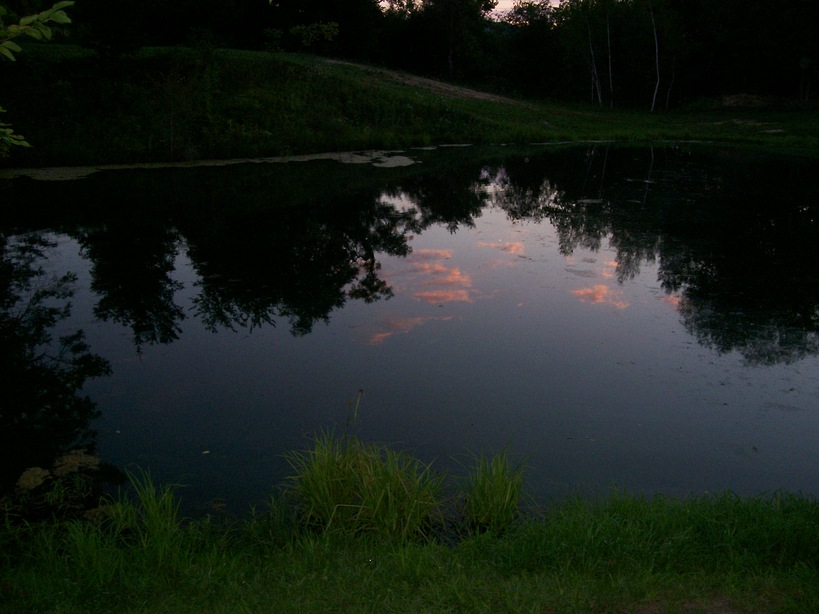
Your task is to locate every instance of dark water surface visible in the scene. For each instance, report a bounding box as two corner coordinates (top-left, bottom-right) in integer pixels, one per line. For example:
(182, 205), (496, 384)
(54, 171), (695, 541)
(3, 145), (818, 514)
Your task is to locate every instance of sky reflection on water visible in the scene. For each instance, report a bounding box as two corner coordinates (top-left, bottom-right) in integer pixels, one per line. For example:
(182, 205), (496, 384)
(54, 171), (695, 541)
(2, 145), (818, 513)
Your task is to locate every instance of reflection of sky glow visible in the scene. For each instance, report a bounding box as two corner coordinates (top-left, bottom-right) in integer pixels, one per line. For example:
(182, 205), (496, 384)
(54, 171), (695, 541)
(571, 284), (630, 309)
(415, 288), (471, 304)
(400, 249), (474, 304)
(662, 294), (682, 309)
(366, 316), (453, 345)
(600, 260), (619, 279)
(408, 248), (452, 261)
(478, 240), (525, 255)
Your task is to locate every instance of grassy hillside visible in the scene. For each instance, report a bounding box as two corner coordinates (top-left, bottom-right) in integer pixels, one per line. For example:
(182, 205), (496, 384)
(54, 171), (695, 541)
(2, 45), (819, 167)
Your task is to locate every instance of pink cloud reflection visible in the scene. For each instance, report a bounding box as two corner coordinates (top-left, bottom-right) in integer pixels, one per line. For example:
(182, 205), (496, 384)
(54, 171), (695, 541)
(366, 316), (452, 345)
(477, 241), (525, 255)
(662, 294), (682, 309)
(403, 249), (473, 304)
(571, 284), (630, 309)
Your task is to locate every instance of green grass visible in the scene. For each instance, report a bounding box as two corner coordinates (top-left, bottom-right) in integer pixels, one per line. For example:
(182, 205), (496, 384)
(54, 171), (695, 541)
(284, 432), (445, 541)
(2, 44), (818, 167)
(461, 448), (526, 535)
(2, 437), (817, 613)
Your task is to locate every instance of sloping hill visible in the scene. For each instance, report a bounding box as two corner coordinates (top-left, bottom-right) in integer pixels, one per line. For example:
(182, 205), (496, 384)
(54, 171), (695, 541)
(2, 46), (817, 167)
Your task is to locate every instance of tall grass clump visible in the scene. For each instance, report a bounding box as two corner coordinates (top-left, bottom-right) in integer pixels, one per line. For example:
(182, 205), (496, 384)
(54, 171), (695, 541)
(461, 448), (526, 534)
(105, 469), (184, 554)
(284, 432), (445, 541)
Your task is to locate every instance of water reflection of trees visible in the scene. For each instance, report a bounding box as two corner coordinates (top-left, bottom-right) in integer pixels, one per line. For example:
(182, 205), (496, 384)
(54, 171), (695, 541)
(383, 155), (491, 233)
(491, 146), (819, 365)
(182, 195), (416, 335)
(178, 157), (499, 334)
(0, 234), (110, 495)
(4, 147), (818, 365)
(74, 218), (185, 352)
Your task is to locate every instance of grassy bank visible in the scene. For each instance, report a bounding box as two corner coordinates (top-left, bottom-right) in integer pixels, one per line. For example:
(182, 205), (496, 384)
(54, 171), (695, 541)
(3, 45), (819, 167)
(2, 435), (817, 613)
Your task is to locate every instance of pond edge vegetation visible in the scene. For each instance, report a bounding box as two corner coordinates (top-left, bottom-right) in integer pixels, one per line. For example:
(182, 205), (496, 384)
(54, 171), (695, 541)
(2, 432), (818, 612)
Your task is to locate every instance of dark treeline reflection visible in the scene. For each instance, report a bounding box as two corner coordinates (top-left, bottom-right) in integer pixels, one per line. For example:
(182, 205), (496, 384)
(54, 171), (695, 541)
(0, 234), (110, 494)
(76, 218), (184, 352)
(3, 146), (818, 368)
(488, 147), (819, 365)
(182, 194), (414, 335)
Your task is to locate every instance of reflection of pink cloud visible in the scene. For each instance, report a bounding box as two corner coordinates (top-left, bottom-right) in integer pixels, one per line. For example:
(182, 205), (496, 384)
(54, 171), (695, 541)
(399, 250), (473, 304)
(409, 262), (449, 276)
(662, 295), (682, 309)
(368, 332), (394, 345)
(571, 284), (629, 309)
(412, 249), (453, 261)
(599, 261), (620, 279)
(366, 316), (452, 344)
(415, 289), (471, 304)
(478, 241), (525, 255)
(572, 285), (608, 303)
(419, 266), (470, 287)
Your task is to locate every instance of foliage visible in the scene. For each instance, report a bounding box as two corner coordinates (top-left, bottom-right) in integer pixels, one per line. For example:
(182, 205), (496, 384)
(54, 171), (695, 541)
(268, 0), (383, 58)
(0, 1), (72, 60)
(0, 105), (27, 153)
(288, 21), (338, 50)
(0, 1), (72, 155)
(3, 0), (814, 114)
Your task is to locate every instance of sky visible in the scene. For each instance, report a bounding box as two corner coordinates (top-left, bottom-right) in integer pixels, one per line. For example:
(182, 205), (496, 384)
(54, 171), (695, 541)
(378, 1), (557, 18)
(493, 1), (559, 18)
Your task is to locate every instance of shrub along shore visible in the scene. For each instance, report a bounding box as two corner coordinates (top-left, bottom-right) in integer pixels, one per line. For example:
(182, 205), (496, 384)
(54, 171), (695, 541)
(2, 44), (819, 168)
(2, 434), (818, 612)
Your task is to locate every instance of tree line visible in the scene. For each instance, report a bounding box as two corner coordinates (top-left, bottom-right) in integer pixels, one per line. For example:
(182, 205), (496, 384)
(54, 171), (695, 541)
(2, 0), (817, 108)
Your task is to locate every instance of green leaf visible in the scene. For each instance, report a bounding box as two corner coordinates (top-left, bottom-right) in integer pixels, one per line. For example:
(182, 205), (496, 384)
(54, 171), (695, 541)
(0, 45), (17, 61)
(1, 40), (23, 53)
(32, 23), (52, 40)
(48, 11), (72, 25)
(19, 15), (37, 26)
(52, 1), (76, 11)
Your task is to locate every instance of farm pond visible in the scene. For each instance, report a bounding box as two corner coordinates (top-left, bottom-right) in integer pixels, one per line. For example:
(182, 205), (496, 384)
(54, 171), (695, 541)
(2, 144), (818, 514)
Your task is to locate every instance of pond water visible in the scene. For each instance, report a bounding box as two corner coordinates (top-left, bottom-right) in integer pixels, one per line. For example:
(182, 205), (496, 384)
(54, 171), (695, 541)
(2, 145), (818, 514)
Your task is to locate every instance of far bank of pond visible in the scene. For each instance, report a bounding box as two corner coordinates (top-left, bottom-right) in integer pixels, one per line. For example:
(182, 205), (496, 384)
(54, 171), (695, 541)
(2, 46), (819, 168)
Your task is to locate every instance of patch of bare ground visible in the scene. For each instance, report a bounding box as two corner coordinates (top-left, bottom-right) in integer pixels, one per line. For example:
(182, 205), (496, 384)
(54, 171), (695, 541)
(323, 58), (539, 108)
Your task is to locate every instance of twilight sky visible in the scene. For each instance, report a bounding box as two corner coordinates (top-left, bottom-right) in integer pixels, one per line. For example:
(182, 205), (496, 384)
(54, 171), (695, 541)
(493, 1), (559, 16)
